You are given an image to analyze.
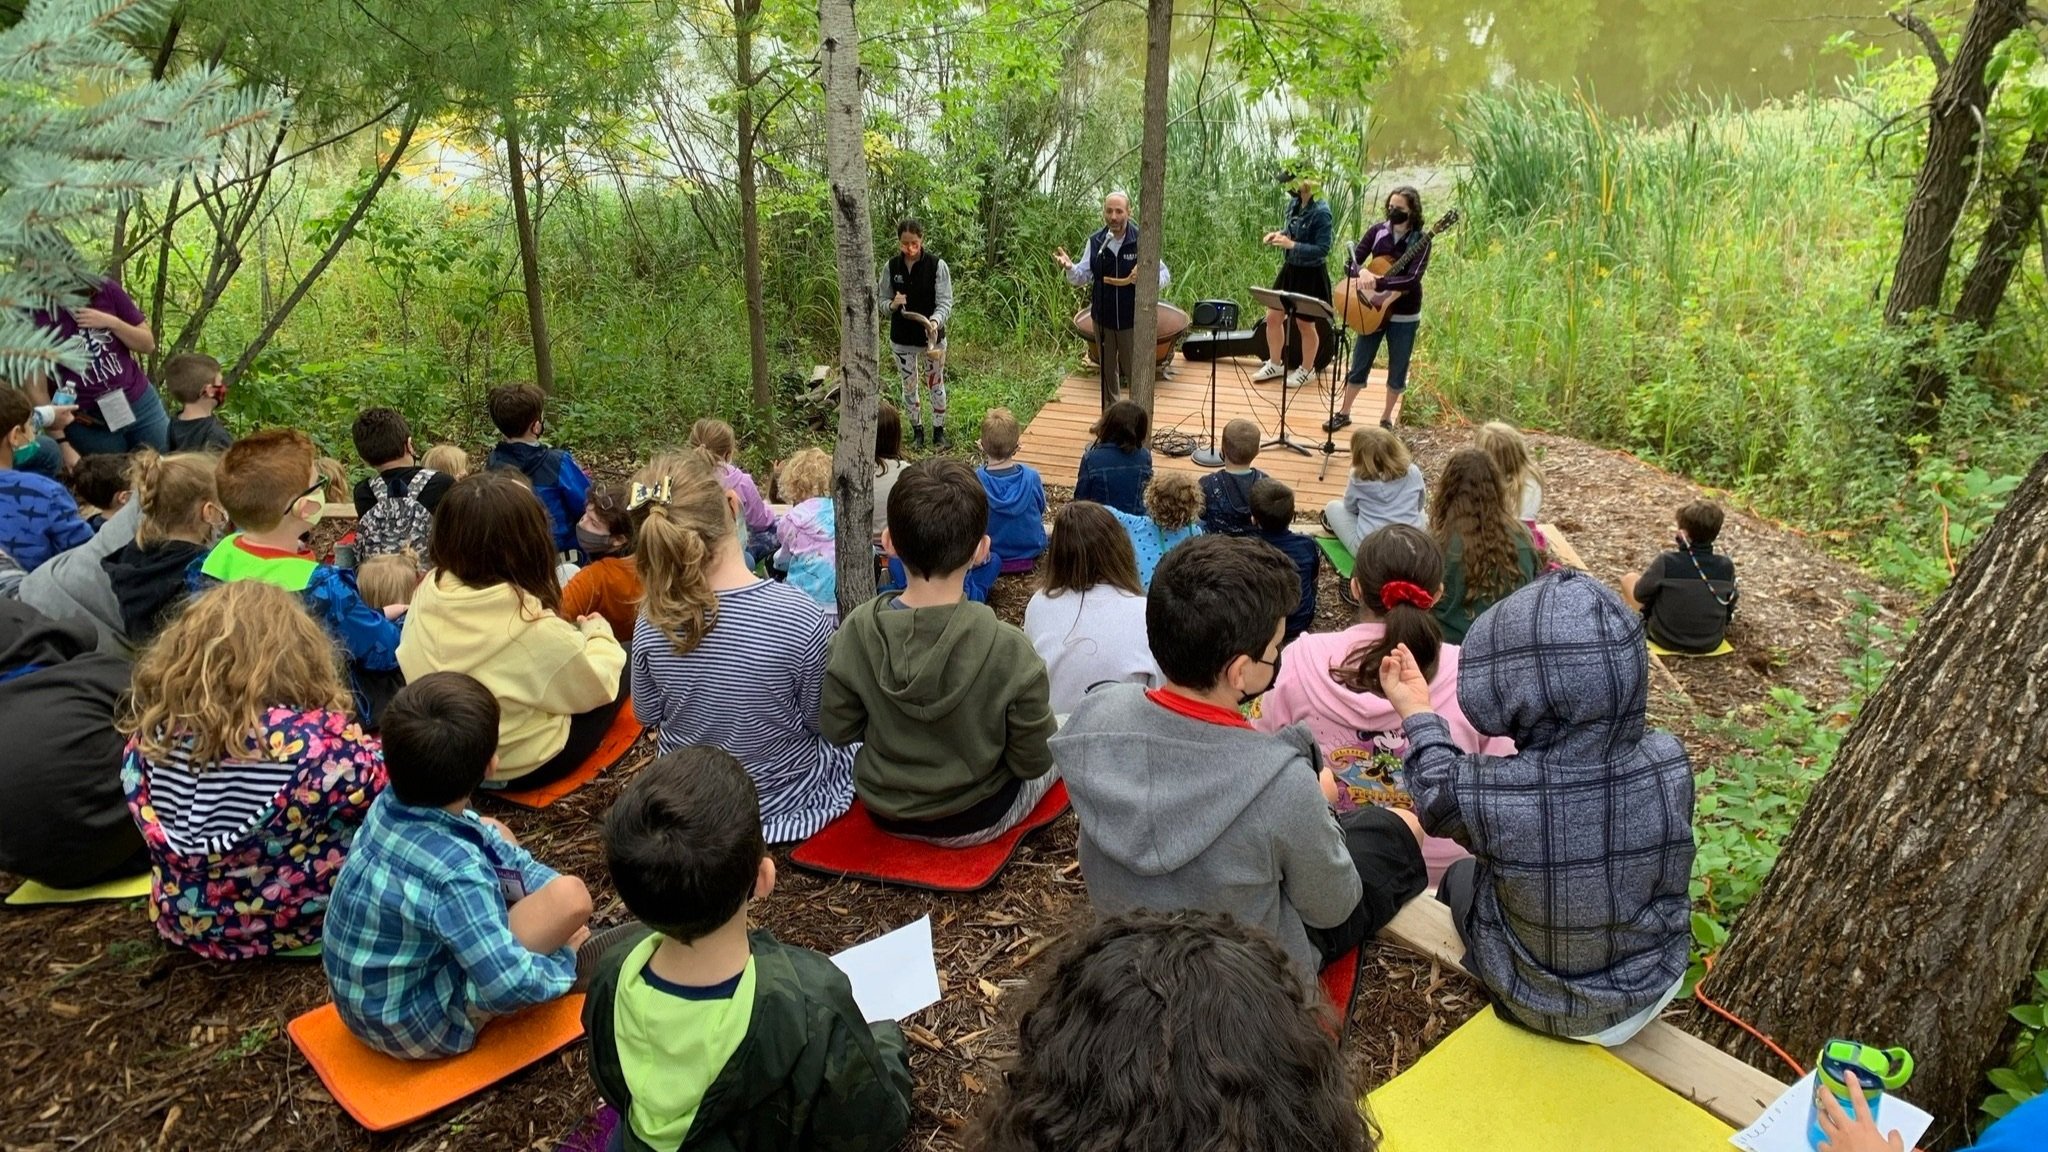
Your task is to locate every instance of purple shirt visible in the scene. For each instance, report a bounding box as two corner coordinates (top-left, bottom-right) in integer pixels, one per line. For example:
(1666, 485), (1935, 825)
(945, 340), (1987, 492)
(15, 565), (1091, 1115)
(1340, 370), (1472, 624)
(718, 462), (776, 532)
(33, 280), (152, 408)
(1348, 223), (1430, 317)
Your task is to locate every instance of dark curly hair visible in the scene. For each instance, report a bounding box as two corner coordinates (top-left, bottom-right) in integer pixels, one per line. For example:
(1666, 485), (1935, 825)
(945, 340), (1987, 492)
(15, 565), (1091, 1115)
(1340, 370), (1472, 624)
(967, 910), (1375, 1152)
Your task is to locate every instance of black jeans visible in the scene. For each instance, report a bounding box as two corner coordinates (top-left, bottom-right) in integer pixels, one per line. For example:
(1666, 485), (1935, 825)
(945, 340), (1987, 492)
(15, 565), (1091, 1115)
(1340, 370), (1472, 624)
(510, 686), (630, 790)
(1304, 805), (1428, 967)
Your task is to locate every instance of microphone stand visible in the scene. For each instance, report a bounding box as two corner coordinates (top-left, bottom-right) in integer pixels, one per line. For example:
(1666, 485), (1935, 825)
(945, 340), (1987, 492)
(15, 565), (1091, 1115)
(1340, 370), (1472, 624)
(1192, 317), (1225, 467)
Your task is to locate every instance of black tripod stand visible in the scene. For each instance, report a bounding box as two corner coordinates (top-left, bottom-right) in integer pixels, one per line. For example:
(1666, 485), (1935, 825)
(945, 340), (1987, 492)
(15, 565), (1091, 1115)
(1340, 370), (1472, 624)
(1188, 299), (1239, 468)
(1246, 285), (1320, 457)
(1318, 318), (1354, 481)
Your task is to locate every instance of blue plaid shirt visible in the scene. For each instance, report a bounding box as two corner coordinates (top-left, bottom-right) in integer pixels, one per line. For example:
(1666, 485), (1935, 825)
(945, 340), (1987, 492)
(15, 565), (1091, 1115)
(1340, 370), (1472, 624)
(322, 792), (577, 1058)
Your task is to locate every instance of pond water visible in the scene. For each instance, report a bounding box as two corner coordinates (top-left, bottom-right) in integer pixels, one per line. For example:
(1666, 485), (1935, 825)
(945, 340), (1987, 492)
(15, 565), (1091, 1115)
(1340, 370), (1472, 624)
(1366, 0), (1893, 157)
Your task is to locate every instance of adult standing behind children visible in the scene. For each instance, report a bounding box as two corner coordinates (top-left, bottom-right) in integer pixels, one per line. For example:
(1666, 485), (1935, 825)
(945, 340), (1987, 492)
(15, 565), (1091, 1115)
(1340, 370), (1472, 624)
(1023, 501), (1158, 714)
(1387, 570), (1695, 1044)
(1623, 500), (1738, 654)
(1053, 192), (1173, 408)
(485, 385), (590, 557)
(630, 451), (854, 844)
(822, 459), (1059, 847)
(122, 581), (387, 959)
(1052, 535), (1427, 986)
(587, 748), (913, 1151)
(1072, 399), (1151, 516)
(879, 219), (954, 450)
(1429, 448), (1541, 644)
(398, 472), (625, 788)
(29, 272), (168, 454)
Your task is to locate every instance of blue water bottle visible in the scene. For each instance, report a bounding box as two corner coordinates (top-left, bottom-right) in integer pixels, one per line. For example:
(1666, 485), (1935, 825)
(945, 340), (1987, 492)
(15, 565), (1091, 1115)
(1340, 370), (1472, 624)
(1808, 1039), (1913, 1149)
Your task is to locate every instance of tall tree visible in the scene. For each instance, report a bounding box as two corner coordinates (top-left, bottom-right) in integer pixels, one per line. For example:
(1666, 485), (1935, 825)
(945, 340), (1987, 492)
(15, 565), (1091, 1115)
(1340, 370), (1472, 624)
(1128, 0), (1174, 410)
(734, 0), (776, 426)
(1699, 447), (2048, 1148)
(502, 112), (558, 392)
(820, 0), (879, 616)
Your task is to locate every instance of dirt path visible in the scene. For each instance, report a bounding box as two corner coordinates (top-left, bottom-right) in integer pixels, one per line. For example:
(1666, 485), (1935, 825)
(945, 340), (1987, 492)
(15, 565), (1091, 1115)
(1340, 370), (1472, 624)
(0, 430), (1908, 1151)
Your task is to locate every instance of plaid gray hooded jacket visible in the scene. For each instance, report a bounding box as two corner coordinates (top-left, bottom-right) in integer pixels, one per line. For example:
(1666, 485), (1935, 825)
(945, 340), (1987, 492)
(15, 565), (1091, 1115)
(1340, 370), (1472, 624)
(1404, 569), (1695, 1036)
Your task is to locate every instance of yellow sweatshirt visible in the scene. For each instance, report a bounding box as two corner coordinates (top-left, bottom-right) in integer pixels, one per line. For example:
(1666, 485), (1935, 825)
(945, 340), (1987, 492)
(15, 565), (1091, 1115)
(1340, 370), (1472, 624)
(397, 573), (626, 778)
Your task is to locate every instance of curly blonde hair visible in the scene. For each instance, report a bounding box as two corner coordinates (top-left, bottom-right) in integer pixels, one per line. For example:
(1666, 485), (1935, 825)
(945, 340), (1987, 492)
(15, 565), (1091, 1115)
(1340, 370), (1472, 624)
(778, 448), (833, 505)
(1431, 448), (1539, 603)
(123, 581), (350, 765)
(1145, 471), (1204, 532)
(129, 450), (219, 549)
(632, 449), (733, 654)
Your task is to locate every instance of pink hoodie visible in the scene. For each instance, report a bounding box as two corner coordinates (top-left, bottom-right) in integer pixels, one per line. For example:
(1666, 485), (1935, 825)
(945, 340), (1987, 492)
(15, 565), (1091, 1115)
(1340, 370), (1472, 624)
(1251, 622), (1515, 884)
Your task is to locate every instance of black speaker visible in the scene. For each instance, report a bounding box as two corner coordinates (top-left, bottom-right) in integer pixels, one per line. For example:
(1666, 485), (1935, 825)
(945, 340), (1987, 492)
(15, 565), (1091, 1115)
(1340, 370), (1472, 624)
(1191, 299), (1239, 329)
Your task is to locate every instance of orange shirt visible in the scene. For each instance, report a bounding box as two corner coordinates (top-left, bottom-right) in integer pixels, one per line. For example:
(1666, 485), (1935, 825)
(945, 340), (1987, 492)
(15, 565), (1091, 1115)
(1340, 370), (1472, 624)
(560, 556), (642, 643)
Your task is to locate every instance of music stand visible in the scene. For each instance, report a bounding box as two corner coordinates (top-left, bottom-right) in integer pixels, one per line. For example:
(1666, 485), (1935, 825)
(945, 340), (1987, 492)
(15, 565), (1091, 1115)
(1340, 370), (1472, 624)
(1247, 285), (1327, 456)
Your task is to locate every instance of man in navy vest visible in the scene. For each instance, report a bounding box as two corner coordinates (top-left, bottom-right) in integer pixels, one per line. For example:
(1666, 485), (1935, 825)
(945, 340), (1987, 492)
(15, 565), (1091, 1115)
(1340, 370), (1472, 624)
(1055, 192), (1172, 408)
(877, 219), (954, 450)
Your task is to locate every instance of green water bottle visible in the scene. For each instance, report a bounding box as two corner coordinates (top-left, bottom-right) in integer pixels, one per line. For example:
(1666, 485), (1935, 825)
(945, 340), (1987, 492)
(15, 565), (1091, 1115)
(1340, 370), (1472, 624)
(1808, 1039), (1913, 1149)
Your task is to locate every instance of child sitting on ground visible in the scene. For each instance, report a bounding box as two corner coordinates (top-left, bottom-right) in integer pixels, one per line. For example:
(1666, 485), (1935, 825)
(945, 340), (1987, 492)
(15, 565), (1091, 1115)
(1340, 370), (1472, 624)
(1473, 421), (1544, 525)
(561, 485), (642, 646)
(485, 384), (590, 557)
(422, 443), (469, 479)
(1022, 501), (1158, 715)
(967, 909), (1377, 1152)
(102, 450), (223, 648)
(1109, 470), (1203, 590)
(1247, 479), (1320, 641)
(351, 407), (454, 562)
(1073, 399), (1152, 516)
(872, 402), (907, 536)
(325, 672), (593, 1058)
(0, 388), (93, 570)
(1623, 500), (1738, 653)
(1254, 525), (1513, 885)
(163, 353), (234, 453)
(823, 459), (1058, 846)
(122, 581), (386, 960)
(1052, 534), (1428, 986)
(587, 747), (913, 1150)
(355, 552), (419, 615)
(690, 417), (777, 566)
(1198, 419), (1266, 536)
(1325, 425), (1426, 554)
(1385, 569), (1695, 1044)
(62, 452), (131, 531)
(1429, 448), (1541, 644)
(977, 407), (1048, 571)
(192, 428), (404, 721)
(773, 448), (839, 615)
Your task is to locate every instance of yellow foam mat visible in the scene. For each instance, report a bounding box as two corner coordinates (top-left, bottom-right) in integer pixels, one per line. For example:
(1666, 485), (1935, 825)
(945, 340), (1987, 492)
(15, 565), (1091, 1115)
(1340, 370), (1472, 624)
(1368, 1008), (1734, 1152)
(1649, 638), (1736, 658)
(5, 874), (151, 906)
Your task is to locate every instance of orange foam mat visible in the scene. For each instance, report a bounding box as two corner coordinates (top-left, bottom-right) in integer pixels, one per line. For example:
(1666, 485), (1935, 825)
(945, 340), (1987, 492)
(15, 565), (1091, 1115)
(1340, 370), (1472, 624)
(490, 702), (647, 810)
(789, 782), (1070, 893)
(287, 996), (586, 1132)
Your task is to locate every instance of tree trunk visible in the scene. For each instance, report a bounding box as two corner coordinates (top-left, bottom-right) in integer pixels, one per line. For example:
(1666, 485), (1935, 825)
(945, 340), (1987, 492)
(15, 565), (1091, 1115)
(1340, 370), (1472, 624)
(1699, 448), (2048, 1149)
(228, 110), (421, 385)
(1882, 0), (2028, 428)
(1951, 131), (2048, 337)
(736, 0), (775, 432)
(1128, 0), (1173, 412)
(504, 112), (557, 393)
(820, 0), (880, 618)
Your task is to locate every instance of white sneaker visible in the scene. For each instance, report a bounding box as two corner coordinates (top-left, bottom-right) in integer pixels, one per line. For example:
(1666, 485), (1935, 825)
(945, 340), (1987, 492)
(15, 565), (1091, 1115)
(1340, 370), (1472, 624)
(1250, 360), (1284, 382)
(1285, 366), (1311, 389)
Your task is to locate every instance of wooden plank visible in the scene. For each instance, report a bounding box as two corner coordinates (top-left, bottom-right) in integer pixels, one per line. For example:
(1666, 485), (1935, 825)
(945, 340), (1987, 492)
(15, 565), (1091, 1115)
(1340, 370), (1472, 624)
(1378, 894), (1784, 1129)
(1540, 522), (1589, 571)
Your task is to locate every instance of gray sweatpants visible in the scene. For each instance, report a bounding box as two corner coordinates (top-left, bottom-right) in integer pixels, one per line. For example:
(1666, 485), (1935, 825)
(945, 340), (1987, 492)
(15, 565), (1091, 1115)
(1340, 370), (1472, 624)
(1098, 325), (1138, 407)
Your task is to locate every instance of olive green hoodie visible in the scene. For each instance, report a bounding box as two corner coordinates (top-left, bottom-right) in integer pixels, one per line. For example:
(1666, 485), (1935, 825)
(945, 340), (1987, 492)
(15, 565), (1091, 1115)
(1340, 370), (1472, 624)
(820, 592), (1055, 823)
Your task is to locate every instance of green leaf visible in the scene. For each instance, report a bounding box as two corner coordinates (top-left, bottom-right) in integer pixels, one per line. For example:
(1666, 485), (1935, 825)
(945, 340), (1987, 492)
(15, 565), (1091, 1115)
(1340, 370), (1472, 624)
(1986, 1067), (2033, 1096)
(2011, 1004), (2046, 1029)
(1981, 1092), (2017, 1120)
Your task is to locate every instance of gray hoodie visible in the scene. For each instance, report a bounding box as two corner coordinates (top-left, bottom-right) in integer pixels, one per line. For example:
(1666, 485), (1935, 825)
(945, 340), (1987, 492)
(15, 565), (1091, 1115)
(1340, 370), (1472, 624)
(1342, 463), (1428, 537)
(1051, 683), (1362, 981)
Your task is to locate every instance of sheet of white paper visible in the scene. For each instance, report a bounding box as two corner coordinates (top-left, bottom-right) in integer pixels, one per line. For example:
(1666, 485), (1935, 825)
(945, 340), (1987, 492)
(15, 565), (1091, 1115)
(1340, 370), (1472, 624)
(830, 915), (941, 1024)
(1729, 1072), (1934, 1152)
(95, 389), (136, 432)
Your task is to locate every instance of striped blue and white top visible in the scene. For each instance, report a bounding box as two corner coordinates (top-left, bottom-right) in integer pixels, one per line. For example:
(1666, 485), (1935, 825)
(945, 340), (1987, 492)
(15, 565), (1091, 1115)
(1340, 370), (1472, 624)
(631, 579), (855, 844)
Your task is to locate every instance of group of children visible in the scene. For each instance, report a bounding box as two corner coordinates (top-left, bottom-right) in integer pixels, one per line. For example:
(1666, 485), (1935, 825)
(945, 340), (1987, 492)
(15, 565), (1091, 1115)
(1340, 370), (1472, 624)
(0, 348), (1773, 1150)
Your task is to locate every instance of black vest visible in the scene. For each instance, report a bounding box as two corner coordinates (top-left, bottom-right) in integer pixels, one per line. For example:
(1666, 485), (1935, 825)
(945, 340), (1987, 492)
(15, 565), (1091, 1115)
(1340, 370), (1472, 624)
(1088, 224), (1142, 331)
(886, 253), (941, 347)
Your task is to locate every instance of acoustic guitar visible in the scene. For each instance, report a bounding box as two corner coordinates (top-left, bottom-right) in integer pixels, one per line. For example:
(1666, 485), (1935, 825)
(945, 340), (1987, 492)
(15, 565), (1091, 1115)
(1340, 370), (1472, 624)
(1333, 208), (1460, 335)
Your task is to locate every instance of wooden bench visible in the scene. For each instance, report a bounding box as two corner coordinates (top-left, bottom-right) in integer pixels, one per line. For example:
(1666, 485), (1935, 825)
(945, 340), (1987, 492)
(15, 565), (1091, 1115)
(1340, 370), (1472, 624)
(1377, 896), (1784, 1128)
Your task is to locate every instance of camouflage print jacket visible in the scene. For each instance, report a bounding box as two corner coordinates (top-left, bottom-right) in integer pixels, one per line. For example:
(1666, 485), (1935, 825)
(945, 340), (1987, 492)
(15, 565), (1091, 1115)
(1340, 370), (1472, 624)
(584, 928), (914, 1152)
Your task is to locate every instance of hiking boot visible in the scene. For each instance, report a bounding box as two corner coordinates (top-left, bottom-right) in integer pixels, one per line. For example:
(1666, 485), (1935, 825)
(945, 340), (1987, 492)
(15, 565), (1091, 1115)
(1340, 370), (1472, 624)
(933, 426), (948, 450)
(1286, 366), (1312, 389)
(1323, 412), (1353, 433)
(912, 425), (926, 452)
(1250, 360), (1285, 383)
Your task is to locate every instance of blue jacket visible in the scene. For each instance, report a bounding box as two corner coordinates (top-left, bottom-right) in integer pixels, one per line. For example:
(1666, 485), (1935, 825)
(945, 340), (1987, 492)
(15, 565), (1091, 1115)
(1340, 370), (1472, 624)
(1074, 444), (1151, 517)
(978, 463), (1047, 564)
(1200, 468), (1265, 536)
(487, 440), (590, 553)
(0, 470), (93, 572)
(1258, 527), (1320, 639)
(1282, 196), (1335, 268)
(884, 552), (999, 604)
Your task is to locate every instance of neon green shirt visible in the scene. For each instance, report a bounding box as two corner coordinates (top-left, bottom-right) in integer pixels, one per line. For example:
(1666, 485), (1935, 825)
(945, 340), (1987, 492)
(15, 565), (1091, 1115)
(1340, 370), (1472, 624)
(615, 935), (757, 1149)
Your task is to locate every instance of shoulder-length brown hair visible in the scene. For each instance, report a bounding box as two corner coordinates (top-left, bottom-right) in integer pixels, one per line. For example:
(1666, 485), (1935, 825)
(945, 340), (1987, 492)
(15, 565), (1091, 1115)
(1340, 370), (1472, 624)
(1041, 501), (1142, 597)
(429, 470), (562, 613)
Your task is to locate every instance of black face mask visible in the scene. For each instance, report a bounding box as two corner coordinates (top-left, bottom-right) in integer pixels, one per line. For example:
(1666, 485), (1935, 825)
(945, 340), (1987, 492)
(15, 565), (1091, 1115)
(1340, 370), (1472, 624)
(1239, 646), (1285, 707)
(1387, 208), (1411, 225)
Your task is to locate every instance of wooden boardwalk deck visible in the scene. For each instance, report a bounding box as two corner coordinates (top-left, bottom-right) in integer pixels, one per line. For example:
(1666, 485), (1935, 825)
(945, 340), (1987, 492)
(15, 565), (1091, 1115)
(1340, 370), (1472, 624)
(1016, 356), (1390, 511)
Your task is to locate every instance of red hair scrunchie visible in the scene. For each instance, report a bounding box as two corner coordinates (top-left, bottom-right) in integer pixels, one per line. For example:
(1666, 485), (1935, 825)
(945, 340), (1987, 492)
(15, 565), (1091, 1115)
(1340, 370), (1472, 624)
(1379, 580), (1436, 610)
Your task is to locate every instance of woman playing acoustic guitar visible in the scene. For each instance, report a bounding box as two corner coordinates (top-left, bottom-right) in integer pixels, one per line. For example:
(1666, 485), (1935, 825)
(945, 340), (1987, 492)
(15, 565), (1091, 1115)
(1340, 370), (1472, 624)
(1326, 186), (1431, 432)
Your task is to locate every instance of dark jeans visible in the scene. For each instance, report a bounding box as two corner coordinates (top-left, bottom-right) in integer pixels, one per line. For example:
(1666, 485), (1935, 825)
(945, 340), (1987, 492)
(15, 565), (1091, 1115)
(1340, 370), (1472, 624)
(1304, 804), (1428, 967)
(509, 686), (630, 791)
(1348, 319), (1419, 393)
(67, 387), (170, 455)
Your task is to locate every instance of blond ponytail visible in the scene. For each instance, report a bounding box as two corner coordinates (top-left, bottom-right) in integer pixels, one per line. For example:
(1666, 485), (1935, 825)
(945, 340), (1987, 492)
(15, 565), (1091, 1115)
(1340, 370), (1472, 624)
(130, 449), (221, 549)
(631, 449), (733, 654)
